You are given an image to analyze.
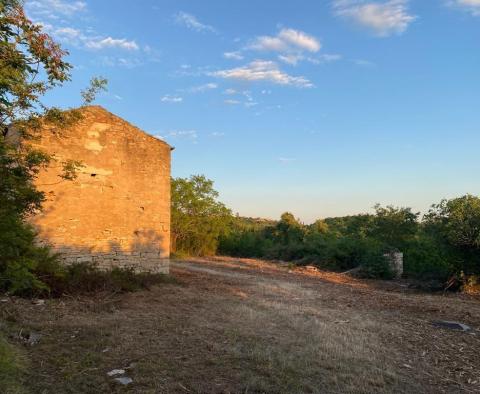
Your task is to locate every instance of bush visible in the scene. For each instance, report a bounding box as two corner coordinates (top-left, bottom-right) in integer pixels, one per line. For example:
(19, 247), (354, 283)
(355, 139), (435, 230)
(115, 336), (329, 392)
(358, 252), (394, 279)
(403, 237), (452, 282)
(40, 262), (174, 297)
(0, 215), (61, 296)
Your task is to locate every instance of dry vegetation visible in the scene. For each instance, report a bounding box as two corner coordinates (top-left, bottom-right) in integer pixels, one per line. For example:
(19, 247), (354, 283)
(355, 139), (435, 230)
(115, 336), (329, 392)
(1, 257), (479, 393)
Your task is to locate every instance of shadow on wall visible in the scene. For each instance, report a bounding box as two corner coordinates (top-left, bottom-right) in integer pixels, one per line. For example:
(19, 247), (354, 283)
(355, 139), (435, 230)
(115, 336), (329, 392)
(38, 229), (170, 274)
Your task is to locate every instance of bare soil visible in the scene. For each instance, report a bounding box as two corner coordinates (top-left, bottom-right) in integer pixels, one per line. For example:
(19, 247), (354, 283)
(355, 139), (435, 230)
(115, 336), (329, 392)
(1, 257), (479, 393)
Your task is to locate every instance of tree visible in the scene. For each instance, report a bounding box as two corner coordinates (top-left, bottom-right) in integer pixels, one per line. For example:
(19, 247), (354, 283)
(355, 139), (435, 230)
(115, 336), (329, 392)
(424, 195), (480, 274)
(369, 204), (419, 251)
(0, 0), (106, 294)
(171, 175), (232, 256)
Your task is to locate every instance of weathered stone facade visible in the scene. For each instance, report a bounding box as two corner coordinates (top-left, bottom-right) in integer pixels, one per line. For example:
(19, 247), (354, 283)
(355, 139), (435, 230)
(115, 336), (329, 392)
(30, 106), (171, 273)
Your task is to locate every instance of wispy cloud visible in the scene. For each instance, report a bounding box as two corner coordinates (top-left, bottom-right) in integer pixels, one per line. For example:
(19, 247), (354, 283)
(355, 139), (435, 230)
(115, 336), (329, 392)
(248, 28), (321, 53)
(278, 157), (296, 164)
(333, 0), (416, 37)
(26, 0), (87, 19)
(448, 0), (480, 16)
(224, 99), (241, 105)
(163, 130), (198, 143)
(210, 132), (225, 137)
(223, 51), (244, 60)
(212, 60), (313, 88)
(174, 11), (216, 32)
(97, 56), (144, 68)
(161, 95), (183, 103)
(187, 83), (218, 93)
(86, 37), (139, 50)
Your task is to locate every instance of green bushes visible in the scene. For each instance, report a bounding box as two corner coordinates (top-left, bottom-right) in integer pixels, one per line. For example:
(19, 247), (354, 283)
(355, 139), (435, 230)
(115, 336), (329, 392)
(219, 196), (480, 284)
(1, 256), (173, 298)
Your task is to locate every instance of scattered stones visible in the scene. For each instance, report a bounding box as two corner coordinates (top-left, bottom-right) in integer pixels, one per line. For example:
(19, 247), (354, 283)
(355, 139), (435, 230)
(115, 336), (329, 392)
(107, 369), (125, 376)
(432, 320), (472, 332)
(114, 377), (133, 385)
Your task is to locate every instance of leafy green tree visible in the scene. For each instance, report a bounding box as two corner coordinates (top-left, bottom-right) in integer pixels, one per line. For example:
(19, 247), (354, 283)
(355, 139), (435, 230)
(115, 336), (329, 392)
(369, 204), (419, 251)
(424, 195), (480, 274)
(0, 0), (106, 294)
(171, 175), (232, 256)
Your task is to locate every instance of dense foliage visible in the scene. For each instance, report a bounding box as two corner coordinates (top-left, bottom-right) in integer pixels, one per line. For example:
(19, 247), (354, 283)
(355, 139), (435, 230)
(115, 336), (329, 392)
(219, 196), (480, 286)
(0, 0), (106, 295)
(171, 175), (232, 256)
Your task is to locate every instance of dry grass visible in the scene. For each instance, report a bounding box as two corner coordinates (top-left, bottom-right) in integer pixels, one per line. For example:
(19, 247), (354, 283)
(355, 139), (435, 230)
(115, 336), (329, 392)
(1, 257), (479, 393)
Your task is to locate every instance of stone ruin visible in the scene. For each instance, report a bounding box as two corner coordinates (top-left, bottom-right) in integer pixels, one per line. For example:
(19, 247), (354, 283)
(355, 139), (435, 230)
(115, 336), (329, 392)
(28, 106), (172, 273)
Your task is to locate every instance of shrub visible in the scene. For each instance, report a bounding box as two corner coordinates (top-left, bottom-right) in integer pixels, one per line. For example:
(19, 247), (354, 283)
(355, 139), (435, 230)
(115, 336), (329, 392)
(403, 237), (452, 282)
(42, 262), (174, 297)
(358, 252), (394, 280)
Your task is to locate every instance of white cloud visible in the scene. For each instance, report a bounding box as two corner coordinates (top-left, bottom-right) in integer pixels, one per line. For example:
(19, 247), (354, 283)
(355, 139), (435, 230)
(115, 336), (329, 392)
(333, 0), (416, 36)
(223, 51), (244, 60)
(86, 37), (139, 50)
(54, 26), (82, 39)
(163, 130), (198, 143)
(278, 157), (296, 164)
(174, 11), (216, 32)
(26, 0), (87, 19)
(210, 132), (225, 137)
(97, 56), (144, 68)
(161, 95), (183, 103)
(278, 54), (304, 65)
(249, 28), (321, 53)
(449, 0), (480, 16)
(212, 60), (313, 88)
(154, 130), (198, 143)
(278, 28), (321, 52)
(167, 130), (196, 137)
(188, 83), (218, 93)
(307, 54), (343, 64)
(224, 99), (241, 105)
(223, 88), (238, 95)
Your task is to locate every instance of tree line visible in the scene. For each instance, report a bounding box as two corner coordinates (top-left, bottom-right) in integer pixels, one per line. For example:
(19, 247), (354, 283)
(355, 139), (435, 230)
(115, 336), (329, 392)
(172, 175), (480, 290)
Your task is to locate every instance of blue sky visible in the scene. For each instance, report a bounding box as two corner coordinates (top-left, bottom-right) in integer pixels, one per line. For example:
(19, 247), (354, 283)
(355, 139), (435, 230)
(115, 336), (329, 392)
(27, 0), (480, 222)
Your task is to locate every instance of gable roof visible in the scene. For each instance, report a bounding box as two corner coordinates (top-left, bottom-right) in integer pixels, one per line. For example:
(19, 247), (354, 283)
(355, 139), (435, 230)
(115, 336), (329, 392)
(80, 105), (173, 150)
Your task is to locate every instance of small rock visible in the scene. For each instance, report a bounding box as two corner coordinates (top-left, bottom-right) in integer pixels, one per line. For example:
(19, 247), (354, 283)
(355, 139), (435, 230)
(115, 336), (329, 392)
(432, 320), (472, 332)
(32, 299), (45, 306)
(107, 369), (125, 376)
(114, 377), (133, 385)
(0, 298), (9, 303)
(26, 331), (42, 346)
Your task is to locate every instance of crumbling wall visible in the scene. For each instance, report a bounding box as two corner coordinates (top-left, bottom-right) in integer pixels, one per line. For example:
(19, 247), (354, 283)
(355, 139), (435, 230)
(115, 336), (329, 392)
(30, 106), (171, 273)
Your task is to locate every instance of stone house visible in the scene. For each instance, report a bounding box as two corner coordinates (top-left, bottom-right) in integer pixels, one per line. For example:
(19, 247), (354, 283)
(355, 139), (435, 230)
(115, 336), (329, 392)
(29, 106), (172, 273)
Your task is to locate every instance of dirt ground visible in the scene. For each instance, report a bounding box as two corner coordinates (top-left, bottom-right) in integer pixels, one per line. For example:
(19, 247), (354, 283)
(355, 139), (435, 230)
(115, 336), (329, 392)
(1, 257), (480, 394)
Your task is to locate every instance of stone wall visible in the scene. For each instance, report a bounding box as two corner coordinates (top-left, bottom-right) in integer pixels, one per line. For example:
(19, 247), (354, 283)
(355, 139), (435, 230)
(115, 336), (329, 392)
(29, 106), (171, 273)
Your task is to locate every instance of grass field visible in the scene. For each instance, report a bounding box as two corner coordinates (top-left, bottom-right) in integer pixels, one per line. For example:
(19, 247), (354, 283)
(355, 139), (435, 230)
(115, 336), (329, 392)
(1, 257), (479, 393)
